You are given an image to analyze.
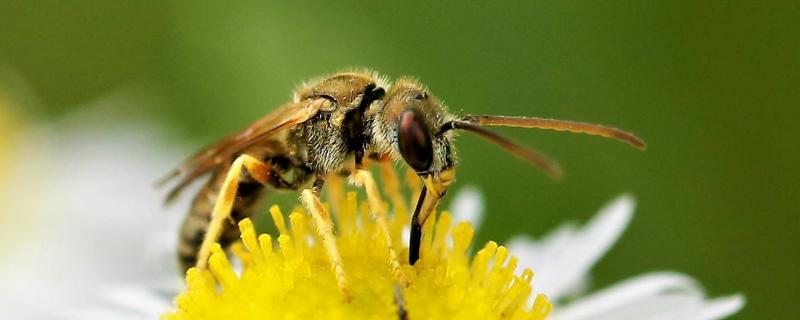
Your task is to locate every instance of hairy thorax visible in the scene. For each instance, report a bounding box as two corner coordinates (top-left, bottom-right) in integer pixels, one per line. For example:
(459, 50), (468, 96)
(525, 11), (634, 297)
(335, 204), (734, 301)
(286, 111), (350, 175)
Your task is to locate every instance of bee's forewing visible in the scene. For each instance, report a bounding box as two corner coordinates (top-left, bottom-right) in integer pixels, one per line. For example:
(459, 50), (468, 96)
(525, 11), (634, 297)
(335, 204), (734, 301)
(160, 99), (324, 202)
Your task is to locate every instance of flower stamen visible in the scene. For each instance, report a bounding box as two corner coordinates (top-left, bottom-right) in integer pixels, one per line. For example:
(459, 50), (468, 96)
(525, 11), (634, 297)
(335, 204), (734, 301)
(163, 191), (552, 319)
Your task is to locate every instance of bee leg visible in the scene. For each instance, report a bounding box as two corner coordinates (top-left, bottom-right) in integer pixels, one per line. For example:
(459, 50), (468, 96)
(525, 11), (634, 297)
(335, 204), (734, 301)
(350, 170), (410, 287)
(300, 179), (352, 302)
(405, 168), (422, 208)
(195, 154), (272, 270)
(393, 283), (409, 320)
(378, 161), (408, 218)
(325, 174), (346, 217)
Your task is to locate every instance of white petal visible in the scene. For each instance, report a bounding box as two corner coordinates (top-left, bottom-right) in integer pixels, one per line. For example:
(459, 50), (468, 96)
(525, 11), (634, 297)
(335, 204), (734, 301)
(551, 272), (744, 320)
(102, 285), (173, 317)
(62, 309), (148, 320)
(683, 294), (745, 320)
(449, 185), (484, 230)
(508, 194), (635, 301)
(0, 99), (186, 318)
(552, 272), (698, 320)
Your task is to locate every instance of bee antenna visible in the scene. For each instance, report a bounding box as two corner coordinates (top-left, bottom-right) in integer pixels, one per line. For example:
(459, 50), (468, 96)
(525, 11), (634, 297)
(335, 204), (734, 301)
(461, 115), (647, 150)
(441, 120), (563, 180)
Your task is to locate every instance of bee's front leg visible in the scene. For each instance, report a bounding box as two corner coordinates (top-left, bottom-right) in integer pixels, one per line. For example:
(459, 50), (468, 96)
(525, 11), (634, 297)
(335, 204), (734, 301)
(349, 169), (410, 288)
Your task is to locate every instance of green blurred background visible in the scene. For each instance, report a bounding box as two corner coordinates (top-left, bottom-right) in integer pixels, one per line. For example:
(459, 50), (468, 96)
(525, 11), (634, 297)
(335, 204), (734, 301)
(1, 1), (797, 318)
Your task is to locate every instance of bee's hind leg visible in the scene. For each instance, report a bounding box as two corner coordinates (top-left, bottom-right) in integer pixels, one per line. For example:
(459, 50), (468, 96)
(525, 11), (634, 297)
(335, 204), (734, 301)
(195, 154), (273, 270)
(300, 177), (352, 302)
(350, 169), (410, 287)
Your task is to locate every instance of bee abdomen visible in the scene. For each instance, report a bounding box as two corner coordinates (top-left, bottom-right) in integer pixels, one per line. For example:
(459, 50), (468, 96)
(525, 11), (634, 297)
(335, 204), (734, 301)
(177, 174), (264, 272)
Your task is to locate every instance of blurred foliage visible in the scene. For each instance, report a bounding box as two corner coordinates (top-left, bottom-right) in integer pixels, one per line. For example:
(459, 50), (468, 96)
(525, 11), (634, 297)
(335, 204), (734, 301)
(1, 1), (798, 318)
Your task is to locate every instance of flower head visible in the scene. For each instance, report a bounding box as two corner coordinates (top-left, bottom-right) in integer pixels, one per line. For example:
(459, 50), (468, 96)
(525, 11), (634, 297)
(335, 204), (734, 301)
(164, 192), (552, 319)
(0, 106), (743, 319)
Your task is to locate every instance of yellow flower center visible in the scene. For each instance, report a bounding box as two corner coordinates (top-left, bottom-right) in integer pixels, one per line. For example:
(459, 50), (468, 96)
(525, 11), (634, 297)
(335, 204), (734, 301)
(163, 192), (551, 319)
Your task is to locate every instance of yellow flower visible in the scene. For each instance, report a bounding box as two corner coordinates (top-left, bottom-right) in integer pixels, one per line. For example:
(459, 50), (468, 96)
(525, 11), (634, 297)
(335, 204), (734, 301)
(163, 191), (551, 320)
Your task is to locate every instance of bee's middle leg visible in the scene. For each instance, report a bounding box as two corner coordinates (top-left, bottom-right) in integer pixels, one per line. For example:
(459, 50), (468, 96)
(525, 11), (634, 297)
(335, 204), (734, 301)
(300, 176), (352, 302)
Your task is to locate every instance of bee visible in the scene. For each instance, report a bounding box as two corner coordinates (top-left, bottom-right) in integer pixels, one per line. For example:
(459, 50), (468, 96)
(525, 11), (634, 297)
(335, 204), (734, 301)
(159, 70), (645, 301)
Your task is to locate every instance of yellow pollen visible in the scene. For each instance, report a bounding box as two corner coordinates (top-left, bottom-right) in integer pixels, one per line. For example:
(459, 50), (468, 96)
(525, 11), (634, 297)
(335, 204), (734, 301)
(163, 192), (551, 319)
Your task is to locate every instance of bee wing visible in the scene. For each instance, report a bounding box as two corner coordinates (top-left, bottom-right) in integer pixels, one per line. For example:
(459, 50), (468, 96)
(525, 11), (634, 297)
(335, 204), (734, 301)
(159, 98), (325, 203)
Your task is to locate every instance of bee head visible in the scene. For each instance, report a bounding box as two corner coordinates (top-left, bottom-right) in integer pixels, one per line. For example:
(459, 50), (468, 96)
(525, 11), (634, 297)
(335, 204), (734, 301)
(372, 78), (457, 185)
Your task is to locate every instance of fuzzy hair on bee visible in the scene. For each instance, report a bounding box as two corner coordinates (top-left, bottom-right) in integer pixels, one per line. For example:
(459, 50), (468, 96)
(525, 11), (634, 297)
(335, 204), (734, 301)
(159, 69), (645, 302)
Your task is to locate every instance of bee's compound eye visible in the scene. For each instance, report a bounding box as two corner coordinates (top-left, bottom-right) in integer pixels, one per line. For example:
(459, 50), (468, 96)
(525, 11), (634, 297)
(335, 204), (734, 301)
(398, 109), (434, 172)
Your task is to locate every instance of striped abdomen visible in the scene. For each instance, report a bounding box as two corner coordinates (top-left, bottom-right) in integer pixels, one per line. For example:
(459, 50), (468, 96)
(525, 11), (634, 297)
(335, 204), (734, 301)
(177, 166), (264, 272)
